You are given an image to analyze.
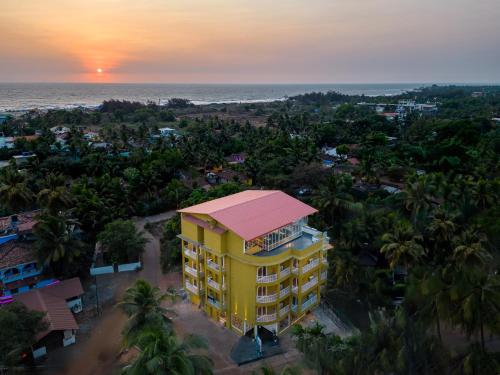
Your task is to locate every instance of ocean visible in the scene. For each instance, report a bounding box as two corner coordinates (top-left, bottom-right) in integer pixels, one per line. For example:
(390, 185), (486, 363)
(0, 83), (427, 112)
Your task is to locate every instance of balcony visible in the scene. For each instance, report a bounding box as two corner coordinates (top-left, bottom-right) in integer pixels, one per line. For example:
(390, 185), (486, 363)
(256, 273), (278, 283)
(279, 304), (290, 317)
(292, 285), (299, 294)
(291, 304), (298, 313)
(184, 264), (199, 278)
(279, 286), (290, 298)
(207, 298), (221, 309)
(207, 278), (220, 290)
(321, 271), (327, 281)
(256, 313), (277, 323)
(301, 295), (318, 311)
(302, 277), (318, 293)
(185, 281), (198, 295)
(206, 259), (220, 272)
(256, 292), (278, 303)
(292, 266), (299, 275)
(183, 247), (198, 260)
(302, 258), (320, 274)
(279, 267), (290, 278)
(2, 268), (42, 283)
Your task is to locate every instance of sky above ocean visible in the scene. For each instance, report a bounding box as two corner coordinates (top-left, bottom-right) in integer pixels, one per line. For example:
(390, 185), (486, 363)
(1, 0), (499, 84)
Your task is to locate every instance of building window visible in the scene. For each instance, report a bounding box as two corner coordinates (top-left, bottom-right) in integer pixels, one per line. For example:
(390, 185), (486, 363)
(245, 217), (307, 253)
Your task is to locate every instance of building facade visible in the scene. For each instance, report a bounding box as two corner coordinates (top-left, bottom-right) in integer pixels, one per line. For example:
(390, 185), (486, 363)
(178, 190), (331, 336)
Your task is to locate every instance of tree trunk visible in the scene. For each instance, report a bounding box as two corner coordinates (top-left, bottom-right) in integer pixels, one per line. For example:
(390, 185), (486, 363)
(435, 301), (442, 343)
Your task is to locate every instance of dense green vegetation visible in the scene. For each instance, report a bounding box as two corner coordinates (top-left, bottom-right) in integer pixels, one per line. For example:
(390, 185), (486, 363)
(1, 85), (499, 373)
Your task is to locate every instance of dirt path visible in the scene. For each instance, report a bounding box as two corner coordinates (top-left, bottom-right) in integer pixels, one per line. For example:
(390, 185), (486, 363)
(51, 211), (176, 375)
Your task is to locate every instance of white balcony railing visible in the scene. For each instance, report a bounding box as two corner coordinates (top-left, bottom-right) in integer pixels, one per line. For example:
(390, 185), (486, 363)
(256, 274), (278, 283)
(292, 267), (299, 275)
(292, 285), (299, 294)
(291, 304), (298, 313)
(257, 293), (278, 303)
(301, 295), (318, 311)
(279, 286), (290, 298)
(302, 258), (320, 274)
(322, 258), (328, 265)
(321, 271), (327, 280)
(279, 267), (290, 278)
(207, 278), (220, 290)
(184, 264), (199, 278)
(279, 304), (290, 317)
(184, 247), (197, 260)
(207, 259), (220, 272)
(302, 277), (318, 293)
(256, 313), (277, 323)
(185, 281), (198, 295)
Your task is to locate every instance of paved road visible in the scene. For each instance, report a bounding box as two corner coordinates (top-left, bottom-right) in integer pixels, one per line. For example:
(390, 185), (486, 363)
(52, 211), (176, 375)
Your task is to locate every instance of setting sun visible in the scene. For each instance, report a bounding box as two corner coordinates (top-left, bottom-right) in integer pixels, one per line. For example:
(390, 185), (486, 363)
(96, 68), (103, 74)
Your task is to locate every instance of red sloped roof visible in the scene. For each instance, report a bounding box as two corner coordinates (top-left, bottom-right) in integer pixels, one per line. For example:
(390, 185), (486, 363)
(42, 277), (84, 300)
(15, 289), (78, 338)
(178, 190), (317, 241)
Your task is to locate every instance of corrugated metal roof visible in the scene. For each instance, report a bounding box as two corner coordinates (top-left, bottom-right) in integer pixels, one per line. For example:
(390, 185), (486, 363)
(178, 190), (317, 241)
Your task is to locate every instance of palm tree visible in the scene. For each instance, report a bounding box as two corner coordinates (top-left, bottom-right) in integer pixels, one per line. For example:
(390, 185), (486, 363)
(33, 212), (84, 275)
(450, 271), (500, 351)
(122, 328), (213, 375)
(381, 221), (425, 270)
(0, 167), (34, 212)
(117, 279), (176, 347)
(452, 229), (492, 269)
(403, 175), (434, 228)
(37, 172), (72, 213)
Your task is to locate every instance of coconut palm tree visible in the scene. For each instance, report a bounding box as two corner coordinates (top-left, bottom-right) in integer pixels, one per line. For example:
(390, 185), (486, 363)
(117, 279), (176, 347)
(381, 221), (425, 270)
(450, 271), (500, 351)
(33, 212), (84, 275)
(403, 175), (434, 228)
(37, 172), (72, 213)
(121, 328), (213, 375)
(452, 229), (492, 269)
(0, 167), (34, 212)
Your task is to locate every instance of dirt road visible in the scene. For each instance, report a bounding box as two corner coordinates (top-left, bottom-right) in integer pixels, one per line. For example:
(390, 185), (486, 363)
(51, 211), (176, 375)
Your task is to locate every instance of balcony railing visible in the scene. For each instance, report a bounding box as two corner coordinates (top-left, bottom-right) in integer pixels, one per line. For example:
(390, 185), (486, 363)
(183, 247), (197, 260)
(256, 313), (277, 323)
(184, 264), (199, 278)
(302, 277), (318, 293)
(206, 259), (220, 272)
(207, 298), (221, 309)
(279, 304), (290, 317)
(292, 285), (299, 294)
(321, 271), (327, 281)
(279, 267), (290, 278)
(322, 258), (328, 265)
(279, 286), (290, 298)
(256, 273), (278, 283)
(292, 267), (299, 275)
(291, 304), (298, 313)
(185, 281), (198, 295)
(256, 292), (278, 303)
(207, 278), (220, 290)
(2, 268), (42, 283)
(302, 258), (320, 274)
(301, 295), (318, 311)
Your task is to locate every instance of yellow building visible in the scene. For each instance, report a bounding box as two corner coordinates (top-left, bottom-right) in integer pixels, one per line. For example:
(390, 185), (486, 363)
(178, 190), (331, 336)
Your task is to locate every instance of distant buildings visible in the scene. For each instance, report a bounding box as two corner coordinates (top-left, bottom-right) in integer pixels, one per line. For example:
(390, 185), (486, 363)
(357, 100), (438, 120)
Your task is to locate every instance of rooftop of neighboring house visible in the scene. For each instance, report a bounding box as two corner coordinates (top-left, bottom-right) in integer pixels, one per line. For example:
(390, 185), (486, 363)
(178, 190), (317, 241)
(14, 278), (83, 339)
(0, 241), (36, 270)
(0, 210), (39, 234)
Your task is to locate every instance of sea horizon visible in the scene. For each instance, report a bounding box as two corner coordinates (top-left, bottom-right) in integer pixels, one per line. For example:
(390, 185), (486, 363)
(1, 82), (498, 112)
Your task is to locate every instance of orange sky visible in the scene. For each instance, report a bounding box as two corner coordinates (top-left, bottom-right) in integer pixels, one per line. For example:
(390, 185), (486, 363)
(1, 0), (499, 83)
